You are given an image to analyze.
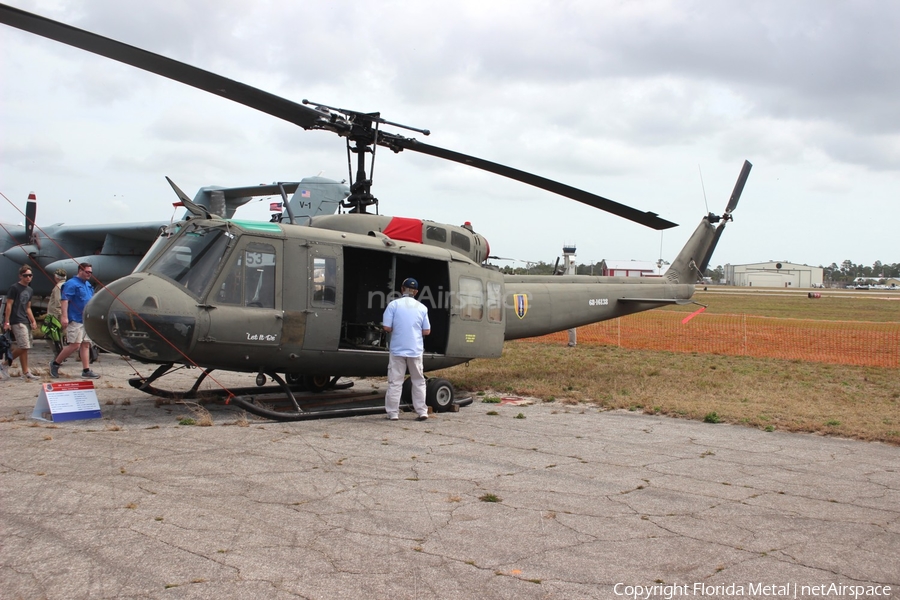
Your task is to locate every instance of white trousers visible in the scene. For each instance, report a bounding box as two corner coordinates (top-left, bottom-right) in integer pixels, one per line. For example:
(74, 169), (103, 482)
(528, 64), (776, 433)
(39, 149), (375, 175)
(385, 354), (427, 417)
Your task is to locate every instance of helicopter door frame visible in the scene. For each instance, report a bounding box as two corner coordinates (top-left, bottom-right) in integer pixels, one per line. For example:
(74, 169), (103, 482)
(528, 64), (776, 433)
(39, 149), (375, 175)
(444, 264), (505, 358)
(303, 243), (343, 351)
(196, 236), (284, 366)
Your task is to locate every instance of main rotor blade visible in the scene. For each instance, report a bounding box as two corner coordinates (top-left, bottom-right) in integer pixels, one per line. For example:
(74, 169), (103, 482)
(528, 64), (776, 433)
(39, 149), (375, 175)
(1, 3), (677, 230)
(394, 138), (678, 230)
(0, 4), (326, 130)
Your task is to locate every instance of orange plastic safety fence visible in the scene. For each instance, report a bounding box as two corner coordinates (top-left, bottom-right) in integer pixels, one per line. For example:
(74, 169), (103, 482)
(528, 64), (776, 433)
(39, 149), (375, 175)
(524, 312), (900, 368)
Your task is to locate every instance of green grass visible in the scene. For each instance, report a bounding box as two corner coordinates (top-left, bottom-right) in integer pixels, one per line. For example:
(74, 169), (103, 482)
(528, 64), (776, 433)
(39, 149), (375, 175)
(435, 343), (899, 444)
(664, 289), (900, 322)
(433, 289), (900, 444)
(479, 493), (502, 503)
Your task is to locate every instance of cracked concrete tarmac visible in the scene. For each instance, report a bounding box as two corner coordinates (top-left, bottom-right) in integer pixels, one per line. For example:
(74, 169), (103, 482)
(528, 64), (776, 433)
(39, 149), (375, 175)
(1, 347), (898, 599)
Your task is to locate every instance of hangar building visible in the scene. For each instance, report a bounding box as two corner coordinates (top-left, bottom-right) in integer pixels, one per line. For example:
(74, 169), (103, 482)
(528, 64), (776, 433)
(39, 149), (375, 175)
(724, 261), (824, 288)
(599, 260), (661, 277)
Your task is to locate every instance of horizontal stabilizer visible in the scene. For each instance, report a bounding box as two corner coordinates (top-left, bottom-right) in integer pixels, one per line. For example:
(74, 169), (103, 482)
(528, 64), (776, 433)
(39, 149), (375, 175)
(619, 297), (695, 305)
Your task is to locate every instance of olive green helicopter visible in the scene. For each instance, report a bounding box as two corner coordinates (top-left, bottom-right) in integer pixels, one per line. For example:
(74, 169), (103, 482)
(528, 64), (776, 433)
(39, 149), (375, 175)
(1, 4), (751, 421)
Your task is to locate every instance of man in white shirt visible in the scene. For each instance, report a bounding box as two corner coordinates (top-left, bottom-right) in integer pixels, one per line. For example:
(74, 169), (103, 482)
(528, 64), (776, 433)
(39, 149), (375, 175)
(382, 277), (431, 421)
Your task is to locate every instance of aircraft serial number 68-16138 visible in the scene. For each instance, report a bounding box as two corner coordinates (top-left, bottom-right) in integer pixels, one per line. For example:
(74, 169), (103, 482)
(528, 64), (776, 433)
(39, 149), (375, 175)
(1, 4), (751, 421)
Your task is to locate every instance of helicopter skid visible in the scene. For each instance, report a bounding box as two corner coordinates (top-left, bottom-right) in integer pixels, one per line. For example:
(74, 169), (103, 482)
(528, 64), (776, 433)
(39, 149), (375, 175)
(228, 390), (473, 422)
(127, 364), (353, 401)
(127, 364), (471, 421)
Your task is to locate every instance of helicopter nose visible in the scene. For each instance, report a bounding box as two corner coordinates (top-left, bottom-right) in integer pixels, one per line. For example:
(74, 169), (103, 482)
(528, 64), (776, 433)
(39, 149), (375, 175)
(84, 274), (198, 363)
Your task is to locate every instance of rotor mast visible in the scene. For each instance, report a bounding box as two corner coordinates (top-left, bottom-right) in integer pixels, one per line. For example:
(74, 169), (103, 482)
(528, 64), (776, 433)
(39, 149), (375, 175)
(346, 115), (378, 214)
(304, 100), (432, 214)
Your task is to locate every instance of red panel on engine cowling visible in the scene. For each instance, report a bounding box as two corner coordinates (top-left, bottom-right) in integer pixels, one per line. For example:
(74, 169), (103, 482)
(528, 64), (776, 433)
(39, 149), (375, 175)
(382, 217), (423, 243)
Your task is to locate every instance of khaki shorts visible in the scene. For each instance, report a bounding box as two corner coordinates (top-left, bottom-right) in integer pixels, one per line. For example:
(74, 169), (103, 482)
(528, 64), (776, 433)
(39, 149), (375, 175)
(66, 321), (92, 345)
(10, 323), (33, 350)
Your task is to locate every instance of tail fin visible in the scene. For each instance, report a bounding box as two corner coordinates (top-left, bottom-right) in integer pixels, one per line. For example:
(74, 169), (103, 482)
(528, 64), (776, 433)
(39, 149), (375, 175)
(284, 177), (350, 221)
(185, 177), (349, 221)
(666, 160), (752, 284)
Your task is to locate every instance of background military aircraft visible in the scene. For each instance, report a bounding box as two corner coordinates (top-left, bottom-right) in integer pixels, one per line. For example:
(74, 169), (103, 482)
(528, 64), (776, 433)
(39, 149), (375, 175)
(0, 177), (349, 300)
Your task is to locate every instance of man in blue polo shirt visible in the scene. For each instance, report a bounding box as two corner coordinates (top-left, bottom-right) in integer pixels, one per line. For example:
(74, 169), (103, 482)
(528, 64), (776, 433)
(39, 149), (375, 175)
(382, 277), (431, 421)
(50, 262), (100, 379)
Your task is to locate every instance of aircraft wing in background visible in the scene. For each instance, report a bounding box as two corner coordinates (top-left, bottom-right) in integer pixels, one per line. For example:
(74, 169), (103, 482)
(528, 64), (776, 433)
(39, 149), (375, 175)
(1, 177), (348, 297)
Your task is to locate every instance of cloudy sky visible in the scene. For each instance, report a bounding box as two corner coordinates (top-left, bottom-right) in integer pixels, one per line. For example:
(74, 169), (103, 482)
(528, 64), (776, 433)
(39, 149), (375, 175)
(2, 0), (898, 271)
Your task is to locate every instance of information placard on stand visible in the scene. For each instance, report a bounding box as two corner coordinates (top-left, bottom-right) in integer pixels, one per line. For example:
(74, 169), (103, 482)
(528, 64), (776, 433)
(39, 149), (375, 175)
(32, 381), (102, 422)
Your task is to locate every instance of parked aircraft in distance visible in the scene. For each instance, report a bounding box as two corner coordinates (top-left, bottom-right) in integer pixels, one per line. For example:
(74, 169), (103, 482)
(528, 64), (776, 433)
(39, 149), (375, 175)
(1, 178), (349, 299)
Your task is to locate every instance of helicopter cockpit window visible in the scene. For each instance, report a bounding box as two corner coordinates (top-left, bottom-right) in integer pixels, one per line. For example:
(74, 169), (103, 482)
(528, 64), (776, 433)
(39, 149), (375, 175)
(426, 226), (447, 243)
(487, 281), (503, 323)
(147, 225), (232, 297)
(451, 231), (471, 252)
(312, 257), (336, 305)
(458, 276), (484, 321)
(217, 242), (276, 308)
(134, 226), (181, 273)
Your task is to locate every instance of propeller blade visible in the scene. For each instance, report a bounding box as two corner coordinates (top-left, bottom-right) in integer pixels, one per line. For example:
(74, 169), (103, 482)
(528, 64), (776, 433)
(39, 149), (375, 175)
(393, 138), (678, 230)
(726, 160), (752, 214)
(0, 4), (326, 130)
(25, 193), (37, 239)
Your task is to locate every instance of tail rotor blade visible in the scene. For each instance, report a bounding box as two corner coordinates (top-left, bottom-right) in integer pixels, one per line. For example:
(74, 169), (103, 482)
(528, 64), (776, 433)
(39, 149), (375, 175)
(726, 160), (752, 214)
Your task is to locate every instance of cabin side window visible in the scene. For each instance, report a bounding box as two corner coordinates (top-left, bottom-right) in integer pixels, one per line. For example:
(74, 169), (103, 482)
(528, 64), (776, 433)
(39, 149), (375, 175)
(312, 257), (337, 305)
(487, 281), (503, 323)
(451, 231), (471, 252)
(216, 242), (276, 308)
(458, 276), (484, 321)
(426, 225), (447, 243)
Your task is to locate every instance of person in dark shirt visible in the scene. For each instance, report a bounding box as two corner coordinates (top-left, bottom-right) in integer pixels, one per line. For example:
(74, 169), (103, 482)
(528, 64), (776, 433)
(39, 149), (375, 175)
(3, 265), (40, 380)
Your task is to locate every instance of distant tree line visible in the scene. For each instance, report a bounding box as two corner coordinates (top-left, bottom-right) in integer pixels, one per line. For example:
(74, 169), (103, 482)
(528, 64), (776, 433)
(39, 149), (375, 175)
(498, 261), (659, 276)
(496, 260), (899, 283)
(498, 262), (557, 275)
(825, 260), (899, 282)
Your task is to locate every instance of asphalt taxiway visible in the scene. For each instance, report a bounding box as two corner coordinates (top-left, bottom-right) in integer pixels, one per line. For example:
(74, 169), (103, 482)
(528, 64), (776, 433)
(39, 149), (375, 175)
(1, 347), (898, 599)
